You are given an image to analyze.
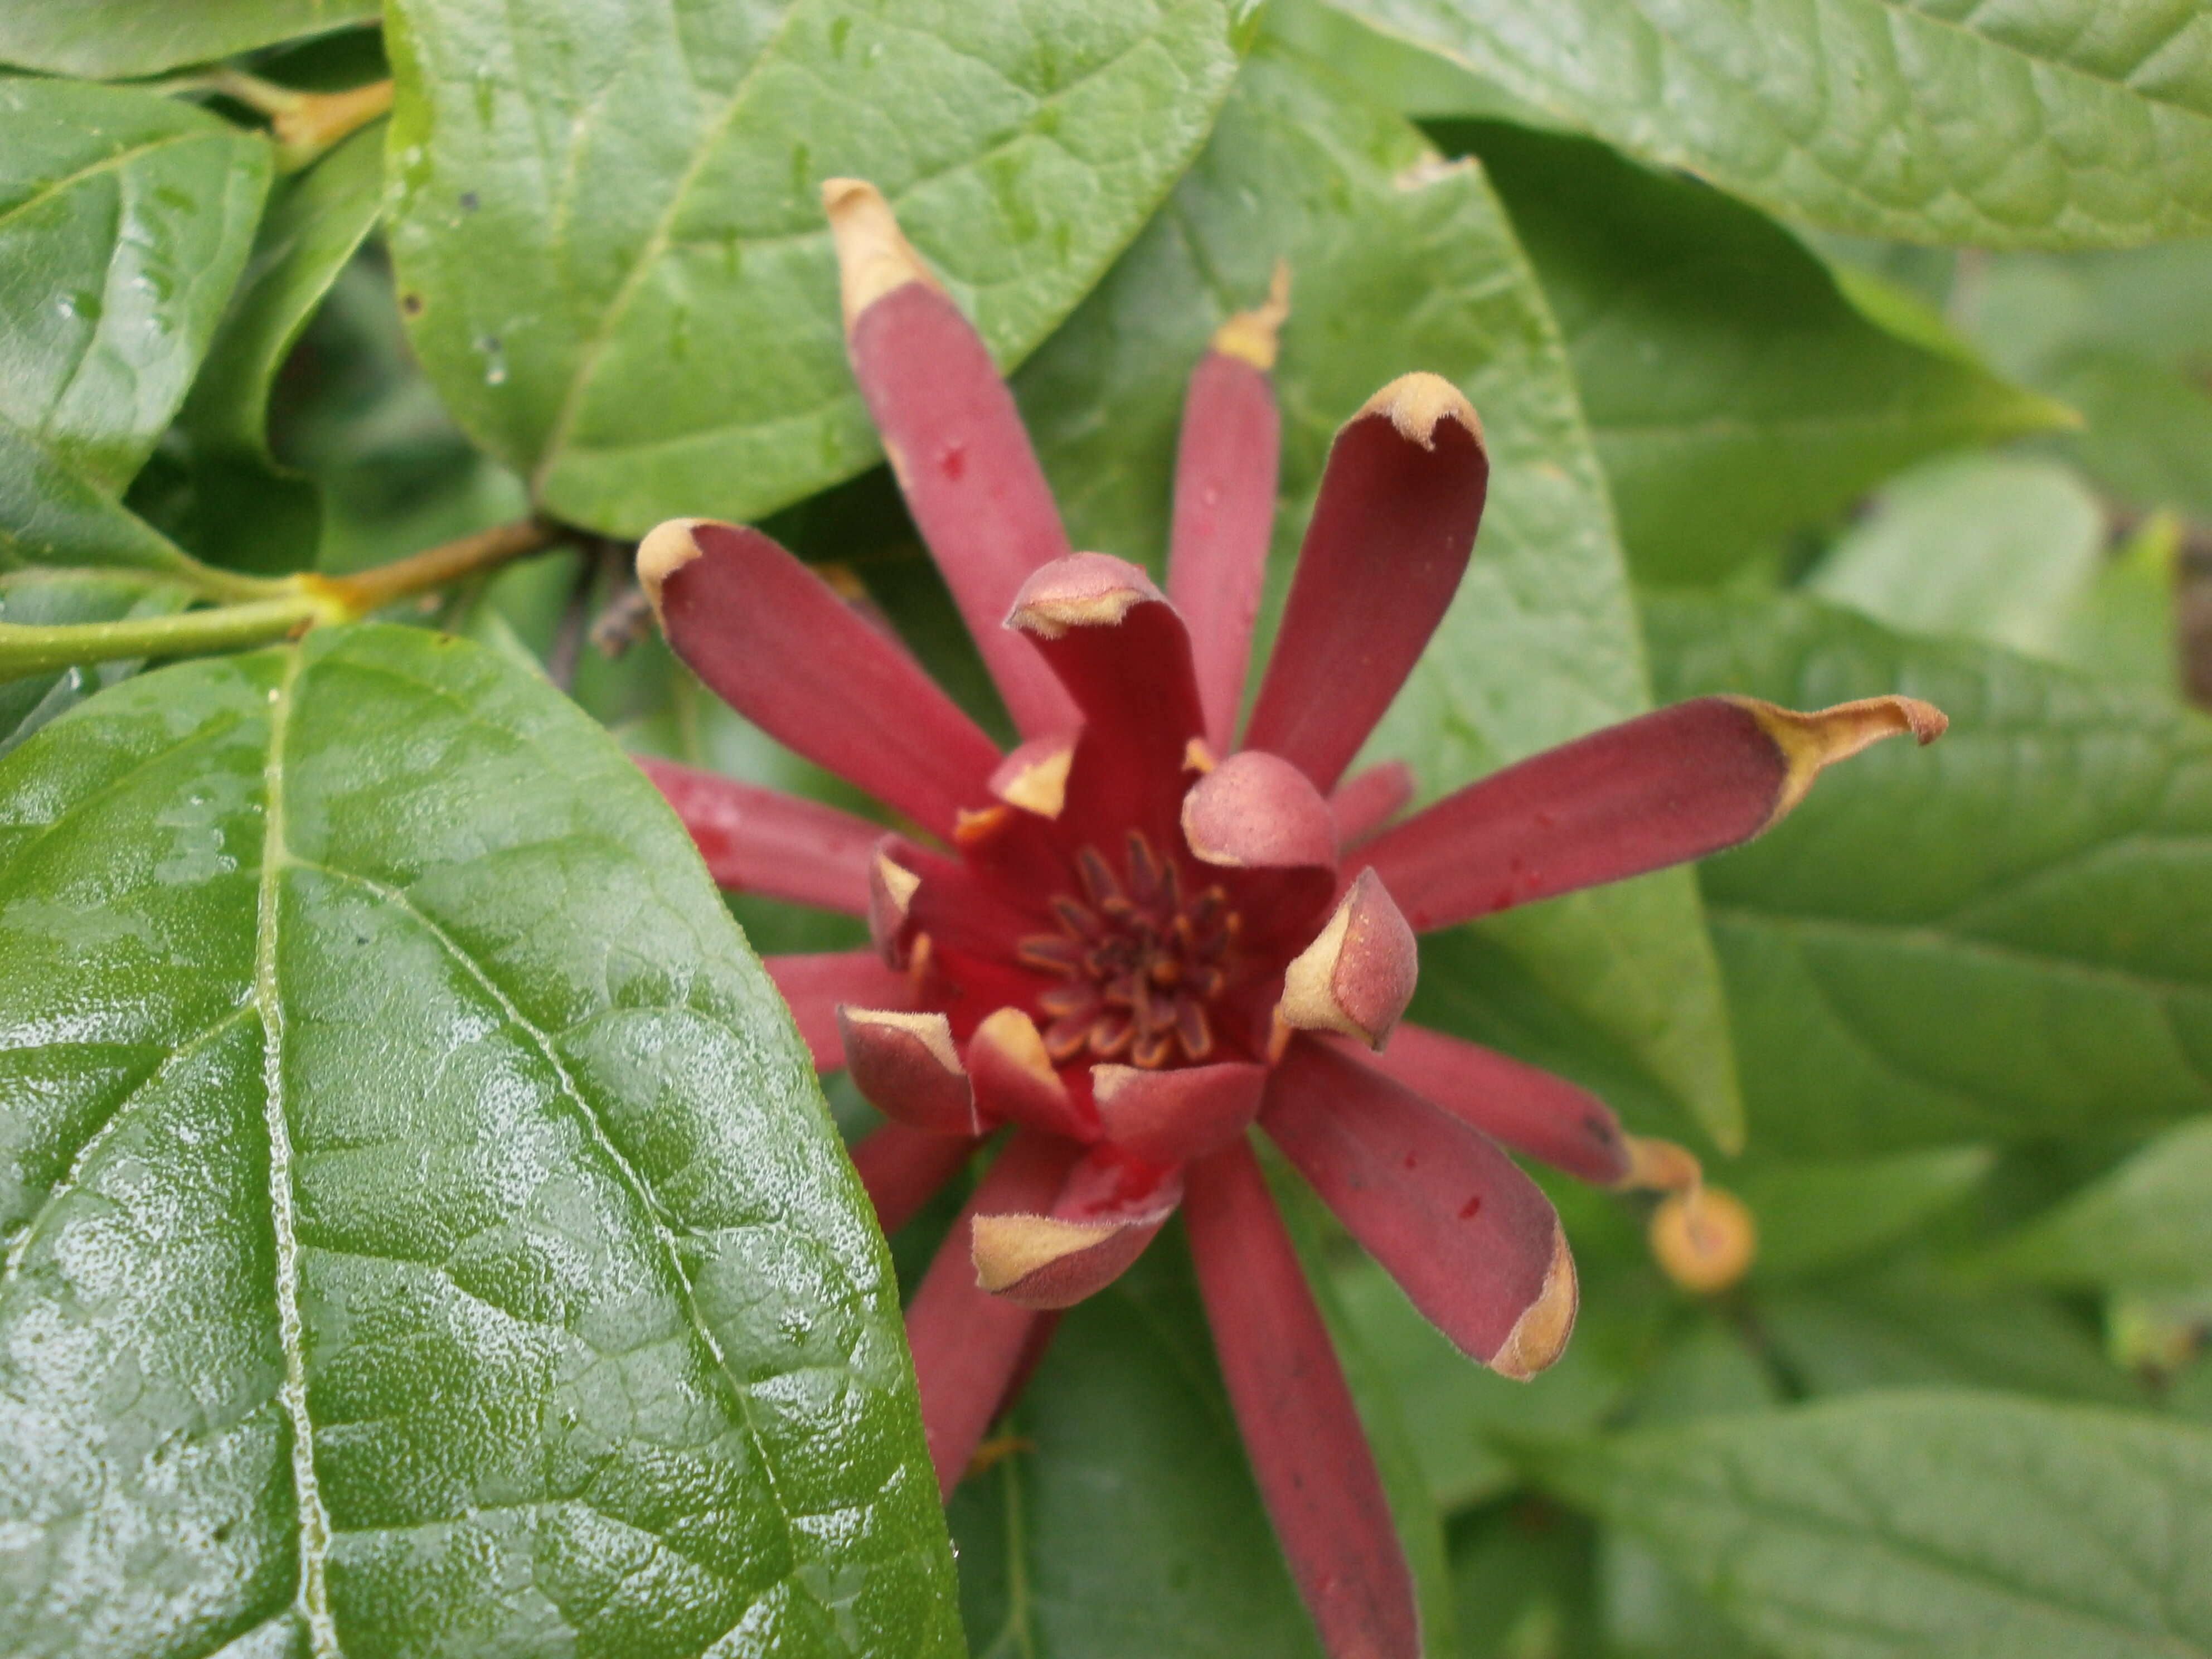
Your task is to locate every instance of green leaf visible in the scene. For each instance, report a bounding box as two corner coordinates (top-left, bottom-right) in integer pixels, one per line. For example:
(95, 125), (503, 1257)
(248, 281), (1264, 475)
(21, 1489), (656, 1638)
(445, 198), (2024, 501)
(1646, 590), (2212, 1155)
(1806, 454), (2107, 657)
(1014, 44), (1743, 1150)
(1445, 1503), (1605, 1659)
(949, 1231), (1323, 1658)
(1732, 1146), (1994, 1279)
(1444, 122), (2070, 585)
(0, 420), (216, 581)
(0, 80), (270, 499)
(185, 123), (386, 465)
(1326, 0), (2212, 248)
(0, 568), (191, 755)
(1977, 1117), (2212, 1292)
(1532, 1392), (2212, 1659)
(1755, 1269), (2143, 1406)
(0, 1), (378, 79)
(0, 624), (961, 1656)
(383, 0), (1245, 537)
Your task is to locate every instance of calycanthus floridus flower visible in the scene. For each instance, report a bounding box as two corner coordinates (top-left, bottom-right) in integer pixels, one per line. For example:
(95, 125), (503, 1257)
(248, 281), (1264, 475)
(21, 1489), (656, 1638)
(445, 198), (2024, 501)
(636, 180), (1947, 1657)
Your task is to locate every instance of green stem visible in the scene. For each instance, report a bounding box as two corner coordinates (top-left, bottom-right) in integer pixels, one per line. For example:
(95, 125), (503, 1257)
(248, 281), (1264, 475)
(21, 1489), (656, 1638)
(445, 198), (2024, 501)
(0, 594), (331, 677)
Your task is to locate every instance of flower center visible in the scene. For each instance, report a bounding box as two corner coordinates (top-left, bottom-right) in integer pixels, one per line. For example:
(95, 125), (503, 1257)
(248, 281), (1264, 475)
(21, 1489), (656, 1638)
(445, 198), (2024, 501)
(1017, 831), (1238, 1070)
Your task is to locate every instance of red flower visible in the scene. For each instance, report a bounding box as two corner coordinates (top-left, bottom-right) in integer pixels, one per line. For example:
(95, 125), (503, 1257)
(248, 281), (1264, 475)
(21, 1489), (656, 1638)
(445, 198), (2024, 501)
(637, 180), (1946, 1658)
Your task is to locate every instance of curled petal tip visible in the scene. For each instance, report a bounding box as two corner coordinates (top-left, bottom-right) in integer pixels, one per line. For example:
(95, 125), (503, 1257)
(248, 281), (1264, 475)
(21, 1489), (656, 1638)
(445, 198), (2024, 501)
(821, 177), (938, 328)
(836, 1007), (977, 1135)
(1181, 749), (1336, 870)
(1613, 1134), (1703, 1194)
(1737, 693), (1950, 822)
(1005, 552), (1166, 640)
(1490, 1221), (1578, 1381)
(1650, 1185), (1758, 1294)
(636, 518), (708, 619)
(989, 733), (1076, 818)
(971, 1182), (1177, 1309)
(1210, 260), (1292, 370)
(969, 1007), (1090, 1140)
(1093, 1061), (1265, 1165)
(1357, 371), (1483, 453)
(867, 848), (921, 962)
(1275, 869), (1418, 1047)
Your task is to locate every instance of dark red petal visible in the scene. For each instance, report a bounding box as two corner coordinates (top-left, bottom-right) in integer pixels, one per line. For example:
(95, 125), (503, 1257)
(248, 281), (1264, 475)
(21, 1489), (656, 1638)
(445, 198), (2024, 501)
(1185, 1140), (1420, 1659)
(1358, 693), (1948, 932)
(971, 1148), (1181, 1310)
(848, 1122), (978, 1236)
(1273, 868), (1418, 1050)
(637, 756), (877, 913)
(1343, 1025), (1631, 1186)
(763, 950), (915, 1070)
(1330, 759), (1415, 852)
(1181, 749), (1336, 872)
(1261, 1037), (1576, 1379)
(1167, 275), (1286, 754)
(1007, 553), (1209, 843)
(1242, 374), (1488, 791)
(967, 1006), (1097, 1142)
(1093, 1060), (1265, 1165)
(836, 1007), (978, 1136)
(824, 180), (1078, 739)
(908, 1131), (1081, 1496)
(639, 518), (999, 840)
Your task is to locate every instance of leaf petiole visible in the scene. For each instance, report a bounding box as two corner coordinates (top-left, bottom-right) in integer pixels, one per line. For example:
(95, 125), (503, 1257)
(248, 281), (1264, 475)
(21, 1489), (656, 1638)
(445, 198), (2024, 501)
(0, 593), (334, 677)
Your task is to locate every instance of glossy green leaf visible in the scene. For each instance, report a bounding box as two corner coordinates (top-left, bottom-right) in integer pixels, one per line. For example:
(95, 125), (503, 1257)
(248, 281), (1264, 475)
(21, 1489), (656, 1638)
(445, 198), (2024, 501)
(185, 123), (386, 464)
(1806, 454), (2107, 657)
(1015, 44), (1743, 1149)
(1446, 123), (2070, 585)
(0, 80), (270, 500)
(1534, 1392), (2212, 1659)
(0, 568), (191, 756)
(0, 420), (214, 581)
(1732, 1146), (1994, 1279)
(383, 0), (1245, 537)
(0, 1), (377, 79)
(1647, 591), (2212, 1155)
(1977, 1117), (2212, 1291)
(1328, 0), (2212, 248)
(949, 1232), (1323, 1658)
(0, 624), (960, 1657)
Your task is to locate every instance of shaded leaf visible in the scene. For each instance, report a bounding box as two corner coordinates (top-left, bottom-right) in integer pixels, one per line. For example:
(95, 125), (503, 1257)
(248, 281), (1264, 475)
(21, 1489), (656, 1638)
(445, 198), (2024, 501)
(1977, 1116), (2212, 1292)
(1533, 1392), (2212, 1659)
(0, 1), (377, 79)
(384, 0), (1245, 535)
(0, 420), (214, 580)
(948, 1230), (1323, 1658)
(1327, 0), (2212, 248)
(1647, 591), (2212, 1155)
(1733, 1146), (1994, 1279)
(0, 79), (270, 499)
(1806, 454), (2107, 657)
(1015, 43), (1743, 1149)
(0, 624), (959, 1657)
(0, 568), (191, 756)
(1447, 122), (2070, 585)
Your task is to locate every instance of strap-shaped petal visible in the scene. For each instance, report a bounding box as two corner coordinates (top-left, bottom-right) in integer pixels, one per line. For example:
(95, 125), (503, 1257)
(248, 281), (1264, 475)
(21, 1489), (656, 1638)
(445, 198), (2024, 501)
(1167, 272), (1287, 753)
(1093, 1060), (1265, 1165)
(971, 1147), (1181, 1310)
(1359, 693), (1946, 932)
(825, 179), (1078, 739)
(1330, 759), (1414, 851)
(763, 950), (916, 1070)
(1262, 1037), (1576, 1379)
(1346, 1024), (1631, 1186)
(1186, 1140), (1420, 1659)
(640, 517), (1000, 840)
(848, 1122), (978, 1237)
(1242, 373), (1488, 790)
(907, 1131), (1079, 1496)
(638, 756), (878, 913)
